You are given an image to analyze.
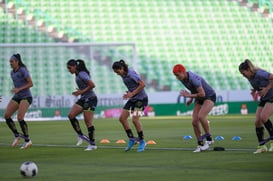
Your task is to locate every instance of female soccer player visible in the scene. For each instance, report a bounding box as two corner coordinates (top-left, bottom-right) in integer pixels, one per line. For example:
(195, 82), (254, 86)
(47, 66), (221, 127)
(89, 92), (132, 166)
(239, 59), (273, 154)
(173, 64), (215, 152)
(67, 59), (98, 151)
(112, 60), (148, 152)
(4, 53), (33, 149)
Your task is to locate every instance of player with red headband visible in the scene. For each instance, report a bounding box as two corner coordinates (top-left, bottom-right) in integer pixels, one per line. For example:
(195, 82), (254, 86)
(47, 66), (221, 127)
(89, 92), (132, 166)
(173, 64), (216, 152)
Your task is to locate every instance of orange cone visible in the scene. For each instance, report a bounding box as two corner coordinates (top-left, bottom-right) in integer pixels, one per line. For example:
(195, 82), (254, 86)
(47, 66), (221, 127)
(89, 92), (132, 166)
(100, 139), (110, 143)
(147, 140), (156, 145)
(116, 139), (126, 144)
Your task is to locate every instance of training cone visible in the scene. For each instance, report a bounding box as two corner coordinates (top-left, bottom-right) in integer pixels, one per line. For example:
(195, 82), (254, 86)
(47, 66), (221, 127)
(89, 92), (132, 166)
(147, 140), (156, 145)
(232, 136), (242, 141)
(100, 139), (110, 143)
(116, 139), (126, 144)
(183, 135), (193, 140)
(215, 136), (224, 141)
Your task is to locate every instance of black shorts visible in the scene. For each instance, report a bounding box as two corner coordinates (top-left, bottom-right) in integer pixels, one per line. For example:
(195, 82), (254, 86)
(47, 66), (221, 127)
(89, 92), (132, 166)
(76, 96), (98, 111)
(195, 94), (216, 105)
(12, 97), (32, 105)
(258, 98), (273, 107)
(123, 97), (148, 112)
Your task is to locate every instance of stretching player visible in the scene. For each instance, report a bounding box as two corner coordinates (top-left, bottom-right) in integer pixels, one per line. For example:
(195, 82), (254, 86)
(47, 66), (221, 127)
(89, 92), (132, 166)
(173, 64), (215, 152)
(4, 53), (33, 149)
(239, 59), (273, 154)
(112, 60), (148, 152)
(67, 59), (98, 151)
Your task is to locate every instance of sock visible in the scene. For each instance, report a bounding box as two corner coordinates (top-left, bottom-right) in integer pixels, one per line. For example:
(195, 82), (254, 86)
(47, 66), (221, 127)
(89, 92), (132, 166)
(264, 119), (273, 137)
(137, 131), (144, 140)
(256, 127), (264, 145)
(125, 129), (134, 138)
(19, 120), (30, 142)
(88, 126), (95, 145)
(69, 118), (83, 135)
(203, 133), (212, 141)
(197, 137), (203, 146)
(5, 118), (20, 136)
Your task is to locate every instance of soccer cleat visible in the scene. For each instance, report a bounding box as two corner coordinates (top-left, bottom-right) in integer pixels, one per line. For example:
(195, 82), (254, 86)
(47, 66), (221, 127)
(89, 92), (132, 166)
(20, 140), (32, 149)
(200, 142), (210, 151)
(84, 144), (97, 151)
(137, 140), (146, 152)
(206, 140), (214, 145)
(193, 145), (202, 153)
(253, 145), (268, 154)
(125, 138), (136, 152)
(268, 142), (273, 152)
(76, 137), (83, 146)
(12, 136), (21, 147)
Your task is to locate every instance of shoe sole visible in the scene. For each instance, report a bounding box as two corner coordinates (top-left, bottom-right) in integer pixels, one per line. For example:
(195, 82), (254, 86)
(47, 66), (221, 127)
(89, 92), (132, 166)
(12, 140), (20, 147)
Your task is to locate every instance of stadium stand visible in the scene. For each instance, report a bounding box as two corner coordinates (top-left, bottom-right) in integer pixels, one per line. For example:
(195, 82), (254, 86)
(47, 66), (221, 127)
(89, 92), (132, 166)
(0, 0), (273, 96)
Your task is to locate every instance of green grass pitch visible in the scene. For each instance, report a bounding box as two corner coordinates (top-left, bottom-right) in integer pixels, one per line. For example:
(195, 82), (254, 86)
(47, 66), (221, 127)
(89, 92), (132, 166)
(0, 114), (272, 181)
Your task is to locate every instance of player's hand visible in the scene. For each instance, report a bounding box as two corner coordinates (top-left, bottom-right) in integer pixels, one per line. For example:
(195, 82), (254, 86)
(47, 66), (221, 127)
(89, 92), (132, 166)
(258, 87), (268, 97)
(186, 98), (193, 106)
(11, 88), (20, 94)
(72, 89), (82, 96)
(123, 91), (133, 99)
(180, 90), (190, 98)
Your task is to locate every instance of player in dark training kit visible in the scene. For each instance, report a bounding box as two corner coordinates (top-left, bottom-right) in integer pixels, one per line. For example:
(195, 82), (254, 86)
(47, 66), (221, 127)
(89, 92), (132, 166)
(239, 59), (273, 154)
(112, 60), (148, 152)
(4, 53), (33, 149)
(67, 59), (98, 151)
(173, 64), (215, 152)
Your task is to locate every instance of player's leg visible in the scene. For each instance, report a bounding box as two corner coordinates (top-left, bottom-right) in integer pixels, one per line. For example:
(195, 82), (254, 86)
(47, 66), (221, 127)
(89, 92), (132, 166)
(260, 102), (273, 152)
(17, 99), (32, 149)
(192, 103), (203, 152)
(198, 99), (214, 145)
(4, 99), (21, 146)
(253, 107), (267, 154)
(68, 104), (88, 145)
(83, 110), (97, 151)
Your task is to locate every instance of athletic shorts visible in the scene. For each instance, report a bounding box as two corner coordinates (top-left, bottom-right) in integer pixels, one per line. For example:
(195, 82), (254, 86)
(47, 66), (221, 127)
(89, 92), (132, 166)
(76, 96), (98, 111)
(123, 97), (148, 112)
(12, 97), (33, 105)
(258, 98), (273, 107)
(195, 94), (216, 105)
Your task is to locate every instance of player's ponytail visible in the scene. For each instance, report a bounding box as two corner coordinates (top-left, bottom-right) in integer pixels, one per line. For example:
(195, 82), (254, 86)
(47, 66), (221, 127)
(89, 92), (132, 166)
(239, 59), (257, 73)
(112, 59), (128, 73)
(76, 59), (90, 75)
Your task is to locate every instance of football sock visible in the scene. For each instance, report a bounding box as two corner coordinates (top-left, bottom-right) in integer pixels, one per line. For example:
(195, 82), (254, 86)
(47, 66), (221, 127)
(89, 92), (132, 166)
(69, 118), (83, 135)
(19, 120), (30, 142)
(137, 131), (144, 140)
(125, 129), (134, 138)
(264, 119), (273, 137)
(88, 126), (95, 145)
(5, 118), (20, 136)
(256, 127), (264, 145)
(198, 137), (204, 146)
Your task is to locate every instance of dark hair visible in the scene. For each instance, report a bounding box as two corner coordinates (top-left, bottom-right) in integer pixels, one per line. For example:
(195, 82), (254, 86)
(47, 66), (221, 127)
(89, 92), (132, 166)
(11, 53), (27, 68)
(67, 59), (90, 75)
(239, 59), (256, 73)
(112, 59), (128, 73)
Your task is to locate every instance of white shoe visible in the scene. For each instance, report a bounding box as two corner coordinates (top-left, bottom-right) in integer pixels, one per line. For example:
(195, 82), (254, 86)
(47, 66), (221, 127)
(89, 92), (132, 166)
(200, 143), (210, 151)
(206, 140), (214, 145)
(20, 140), (32, 149)
(76, 137), (83, 146)
(84, 145), (97, 151)
(193, 145), (202, 152)
(12, 136), (21, 147)
(253, 145), (267, 154)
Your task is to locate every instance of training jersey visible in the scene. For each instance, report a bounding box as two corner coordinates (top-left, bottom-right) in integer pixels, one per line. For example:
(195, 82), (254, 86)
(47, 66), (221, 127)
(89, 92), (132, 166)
(121, 68), (147, 101)
(248, 69), (273, 101)
(75, 71), (96, 100)
(179, 71), (215, 100)
(11, 66), (32, 98)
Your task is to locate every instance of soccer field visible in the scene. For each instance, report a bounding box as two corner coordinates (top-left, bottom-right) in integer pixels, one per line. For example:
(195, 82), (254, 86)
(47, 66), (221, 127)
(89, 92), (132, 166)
(0, 115), (272, 181)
